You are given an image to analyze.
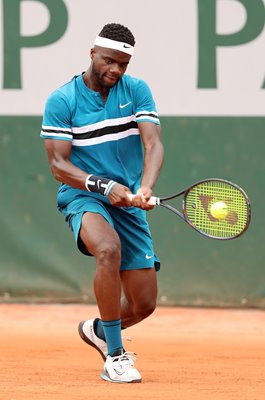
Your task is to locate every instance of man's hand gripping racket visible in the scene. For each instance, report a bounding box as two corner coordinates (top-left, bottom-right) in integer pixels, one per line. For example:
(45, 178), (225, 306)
(128, 178), (251, 240)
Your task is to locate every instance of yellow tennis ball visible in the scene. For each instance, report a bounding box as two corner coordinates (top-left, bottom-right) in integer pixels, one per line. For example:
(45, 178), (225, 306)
(210, 201), (228, 219)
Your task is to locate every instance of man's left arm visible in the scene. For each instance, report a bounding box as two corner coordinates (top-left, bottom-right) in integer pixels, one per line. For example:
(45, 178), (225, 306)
(133, 121), (164, 210)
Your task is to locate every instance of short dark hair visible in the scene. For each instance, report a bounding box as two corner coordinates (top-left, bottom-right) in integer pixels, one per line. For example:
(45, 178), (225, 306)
(98, 23), (135, 46)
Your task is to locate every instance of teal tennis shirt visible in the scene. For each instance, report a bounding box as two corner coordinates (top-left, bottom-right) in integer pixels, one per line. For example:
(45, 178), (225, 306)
(41, 73), (160, 201)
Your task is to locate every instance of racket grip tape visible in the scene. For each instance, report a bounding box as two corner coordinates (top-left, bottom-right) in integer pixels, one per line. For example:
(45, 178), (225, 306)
(127, 194), (159, 205)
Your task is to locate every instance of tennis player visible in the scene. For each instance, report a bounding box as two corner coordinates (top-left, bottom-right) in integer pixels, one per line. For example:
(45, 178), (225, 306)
(40, 23), (164, 383)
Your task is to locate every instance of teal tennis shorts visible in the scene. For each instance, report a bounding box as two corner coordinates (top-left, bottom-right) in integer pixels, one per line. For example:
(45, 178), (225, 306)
(58, 195), (160, 271)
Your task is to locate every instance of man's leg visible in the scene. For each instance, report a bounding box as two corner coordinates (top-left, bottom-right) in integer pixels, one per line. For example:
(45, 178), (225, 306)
(120, 268), (158, 328)
(88, 268), (157, 342)
(79, 212), (142, 383)
(80, 212), (123, 355)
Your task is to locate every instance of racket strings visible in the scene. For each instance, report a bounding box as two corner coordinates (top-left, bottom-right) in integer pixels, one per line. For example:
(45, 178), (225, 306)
(184, 181), (249, 239)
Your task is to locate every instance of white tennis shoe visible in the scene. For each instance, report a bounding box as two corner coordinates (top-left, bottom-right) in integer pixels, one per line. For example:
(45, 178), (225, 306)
(100, 352), (142, 383)
(78, 319), (108, 361)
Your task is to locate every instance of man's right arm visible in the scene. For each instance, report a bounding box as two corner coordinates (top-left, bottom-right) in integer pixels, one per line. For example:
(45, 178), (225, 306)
(44, 138), (132, 206)
(44, 139), (88, 190)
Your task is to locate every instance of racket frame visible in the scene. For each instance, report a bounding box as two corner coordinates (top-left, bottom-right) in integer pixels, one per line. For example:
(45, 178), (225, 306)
(128, 178), (251, 240)
(158, 178), (251, 240)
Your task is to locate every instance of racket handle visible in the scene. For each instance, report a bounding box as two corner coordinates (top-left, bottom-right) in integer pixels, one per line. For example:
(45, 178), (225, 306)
(127, 194), (159, 205)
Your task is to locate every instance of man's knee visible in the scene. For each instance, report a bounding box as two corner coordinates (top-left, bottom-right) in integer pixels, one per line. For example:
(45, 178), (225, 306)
(134, 297), (157, 320)
(96, 241), (121, 266)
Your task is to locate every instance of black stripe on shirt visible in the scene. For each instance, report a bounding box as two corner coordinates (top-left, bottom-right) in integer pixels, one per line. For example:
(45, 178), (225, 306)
(41, 128), (72, 135)
(135, 113), (159, 119)
(73, 121), (138, 140)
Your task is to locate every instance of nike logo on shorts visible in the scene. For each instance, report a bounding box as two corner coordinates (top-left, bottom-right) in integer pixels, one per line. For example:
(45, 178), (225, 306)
(145, 254), (153, 259)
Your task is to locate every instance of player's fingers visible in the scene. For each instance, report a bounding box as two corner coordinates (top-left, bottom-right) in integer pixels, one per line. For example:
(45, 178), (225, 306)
(130, 194), (142, 207)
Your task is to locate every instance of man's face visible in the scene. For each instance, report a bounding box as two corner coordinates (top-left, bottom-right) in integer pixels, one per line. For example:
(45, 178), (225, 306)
(91, 47), (131, 88)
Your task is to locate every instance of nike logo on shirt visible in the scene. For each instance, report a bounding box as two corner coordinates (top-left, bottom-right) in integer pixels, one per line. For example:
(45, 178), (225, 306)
(119, 101), (132, 109)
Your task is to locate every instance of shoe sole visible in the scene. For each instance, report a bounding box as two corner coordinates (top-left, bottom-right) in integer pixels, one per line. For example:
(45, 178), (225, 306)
(100, 370), (142, 384)
(78, 320), (106, 361)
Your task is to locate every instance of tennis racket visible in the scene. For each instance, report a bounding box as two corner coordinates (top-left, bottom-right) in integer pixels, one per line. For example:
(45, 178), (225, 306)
(128, 178), (251, 240)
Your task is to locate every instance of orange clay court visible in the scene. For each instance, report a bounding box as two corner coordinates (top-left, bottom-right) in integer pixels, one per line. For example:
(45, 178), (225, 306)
(1, 304), (265, 400)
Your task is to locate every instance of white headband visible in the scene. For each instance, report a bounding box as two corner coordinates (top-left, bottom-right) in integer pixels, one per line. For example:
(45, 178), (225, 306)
(94, 35), (134, 56)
